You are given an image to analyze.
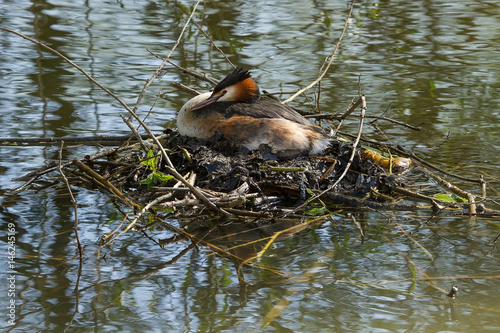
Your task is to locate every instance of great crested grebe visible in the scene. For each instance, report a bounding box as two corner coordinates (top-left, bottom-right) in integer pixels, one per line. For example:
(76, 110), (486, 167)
(177, 67), (331, 157)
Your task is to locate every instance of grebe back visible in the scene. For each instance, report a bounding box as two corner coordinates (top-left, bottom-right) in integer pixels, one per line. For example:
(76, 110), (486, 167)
(177, 67), (331, 157)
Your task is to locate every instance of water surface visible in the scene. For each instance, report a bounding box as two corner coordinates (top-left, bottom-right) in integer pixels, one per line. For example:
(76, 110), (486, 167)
(1, 0), (499, 332)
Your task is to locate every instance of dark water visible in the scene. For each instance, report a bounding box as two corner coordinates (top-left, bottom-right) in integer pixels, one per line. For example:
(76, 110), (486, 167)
(1, 0), (499, 332)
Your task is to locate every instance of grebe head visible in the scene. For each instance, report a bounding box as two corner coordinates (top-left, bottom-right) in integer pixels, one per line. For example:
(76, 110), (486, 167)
(192, 67), (260, 110)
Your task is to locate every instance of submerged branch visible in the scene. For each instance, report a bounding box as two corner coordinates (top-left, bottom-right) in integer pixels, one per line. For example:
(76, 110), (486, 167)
(0, 135), (148, 146)
(58, 142), (83, 259)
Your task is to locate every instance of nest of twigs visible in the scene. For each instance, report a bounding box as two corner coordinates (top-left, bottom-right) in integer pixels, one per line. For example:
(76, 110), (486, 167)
(97, 128), (402, 216)
(56, 123), (494, 225)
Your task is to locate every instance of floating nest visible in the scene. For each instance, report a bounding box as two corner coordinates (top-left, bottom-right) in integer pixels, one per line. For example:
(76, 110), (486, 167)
(60, 134), (419, 225)
(88, 129), (408, 217)
(15, 121), (495, 228)
(10, 101), (498, 256)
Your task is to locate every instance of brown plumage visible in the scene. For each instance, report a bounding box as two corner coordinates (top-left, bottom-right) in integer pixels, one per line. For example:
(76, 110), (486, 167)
(177, 67), (331, 157)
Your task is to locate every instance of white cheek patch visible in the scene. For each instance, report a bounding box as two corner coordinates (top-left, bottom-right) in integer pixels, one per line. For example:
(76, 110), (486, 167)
(177, 92), (212, 137)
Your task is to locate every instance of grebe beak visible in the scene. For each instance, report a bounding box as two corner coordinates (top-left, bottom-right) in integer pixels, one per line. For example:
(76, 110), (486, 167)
(191, 93), (223, 110)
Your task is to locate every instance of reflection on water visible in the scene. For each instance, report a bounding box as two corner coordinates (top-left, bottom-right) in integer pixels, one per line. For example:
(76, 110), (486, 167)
(1, 0), (499, 332)
(179, 216), (322, 285)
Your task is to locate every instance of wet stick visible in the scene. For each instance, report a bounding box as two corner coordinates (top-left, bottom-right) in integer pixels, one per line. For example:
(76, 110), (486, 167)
(58, 142), (83, 259)
(73, 158), (137, 208)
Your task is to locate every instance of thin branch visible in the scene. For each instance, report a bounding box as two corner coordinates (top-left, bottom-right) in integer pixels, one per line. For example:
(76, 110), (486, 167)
(0, 27), (132, 118)
(172, 82), (202, 96)
(1, 19), (230, 216)
(57, 142), (83, 259)
(282, 0), (355, 103)
(0, 135), (147, 146)
(286, 94), (367, 217)
(129, 0), (203, 118)
(192, 19), (236, 69)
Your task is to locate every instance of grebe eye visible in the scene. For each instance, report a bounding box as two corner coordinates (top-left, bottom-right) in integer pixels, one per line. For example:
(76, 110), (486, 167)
(222, 90), (227, 95)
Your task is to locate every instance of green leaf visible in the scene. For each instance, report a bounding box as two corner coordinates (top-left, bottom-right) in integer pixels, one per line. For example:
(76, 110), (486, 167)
(152, 172), (174, 183)
(158, 207), (175, 213)
(141, 150), (157, 172)
(300, 206), (328, 216)
(433, 193), (467, 203)
(139, 173), (155, 191)
(139, 173), (153, 185)
(139, 171), (174, 192)
(147, 214), (154, 224)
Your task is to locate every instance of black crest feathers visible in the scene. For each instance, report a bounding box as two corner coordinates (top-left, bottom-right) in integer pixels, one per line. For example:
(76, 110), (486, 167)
(213, 67), (252, 93)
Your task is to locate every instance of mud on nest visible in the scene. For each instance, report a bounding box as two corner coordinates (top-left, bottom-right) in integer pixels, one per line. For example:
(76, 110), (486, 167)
(112, 128), (407, 213)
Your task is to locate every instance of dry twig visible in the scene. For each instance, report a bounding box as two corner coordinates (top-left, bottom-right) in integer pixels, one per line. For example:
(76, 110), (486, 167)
(283, 0), (356, 104)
